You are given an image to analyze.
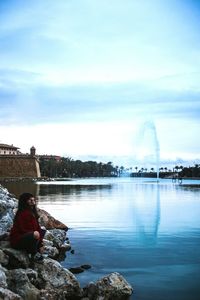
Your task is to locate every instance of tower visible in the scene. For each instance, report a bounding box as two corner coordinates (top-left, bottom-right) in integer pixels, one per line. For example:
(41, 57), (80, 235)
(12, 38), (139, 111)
(30, 146), (36, 156)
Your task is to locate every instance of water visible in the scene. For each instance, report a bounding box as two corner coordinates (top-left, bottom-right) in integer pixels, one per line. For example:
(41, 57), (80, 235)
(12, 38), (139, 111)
(3, 177), (200, 300)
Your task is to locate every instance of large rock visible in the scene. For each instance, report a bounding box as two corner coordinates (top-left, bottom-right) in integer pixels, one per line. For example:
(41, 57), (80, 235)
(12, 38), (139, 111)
(6, 268), (39, 300)
(0, 249), (9, 267)
(38, 288), (81, 300)
(44, 244), (59, 259)
(3, 248), (30, 269)
(38, 209), (68, 230)
(0, 287), (22, 300)
(34, 258), (82, 299)
(0, 187), (17, 236)
(43, 229), (70, 258)
(84, 272), (133, 299)
(0, 264), (7, 288)
(45, 229), (67, 248)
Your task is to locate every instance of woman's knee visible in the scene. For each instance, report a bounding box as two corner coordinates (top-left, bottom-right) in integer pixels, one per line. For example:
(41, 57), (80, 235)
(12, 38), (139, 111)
(33, 231), (40, 240)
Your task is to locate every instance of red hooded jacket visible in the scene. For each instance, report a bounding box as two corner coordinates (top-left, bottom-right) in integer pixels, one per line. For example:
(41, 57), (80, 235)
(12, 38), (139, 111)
(10, 209), (42, 247)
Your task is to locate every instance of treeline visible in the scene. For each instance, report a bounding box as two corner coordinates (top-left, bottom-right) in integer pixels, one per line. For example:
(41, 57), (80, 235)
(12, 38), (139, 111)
(39, 157), (200, 179)
(39, 157), (119, 178)
(179, 164), (200, 178)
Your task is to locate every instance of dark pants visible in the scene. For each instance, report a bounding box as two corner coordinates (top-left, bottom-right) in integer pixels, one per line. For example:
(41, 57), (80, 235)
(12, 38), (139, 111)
(14, 232), (39, 254)
(14, 229), (46, 255)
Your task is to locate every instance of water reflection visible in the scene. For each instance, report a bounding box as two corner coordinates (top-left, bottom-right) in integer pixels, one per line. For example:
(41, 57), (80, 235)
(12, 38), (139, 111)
(38, 183), (112, 197)
(133, 183), (160, 245)
(2, 181), (39, 198)
(3, 179), (161, 244)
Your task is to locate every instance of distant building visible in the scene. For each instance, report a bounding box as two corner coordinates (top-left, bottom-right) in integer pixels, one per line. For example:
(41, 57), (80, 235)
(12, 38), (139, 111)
(0, 143), (41, 178)
(30, 146), (36, 156)
(38, 155), (61, 162)
(0, 143), (21, 155)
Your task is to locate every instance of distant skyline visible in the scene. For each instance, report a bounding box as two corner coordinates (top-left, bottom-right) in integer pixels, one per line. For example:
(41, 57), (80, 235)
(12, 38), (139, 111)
(0, 0), (199, 167)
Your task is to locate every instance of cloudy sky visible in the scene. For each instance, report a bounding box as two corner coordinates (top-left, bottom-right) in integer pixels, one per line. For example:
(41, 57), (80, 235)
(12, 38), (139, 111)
(0, 0), (199, 167)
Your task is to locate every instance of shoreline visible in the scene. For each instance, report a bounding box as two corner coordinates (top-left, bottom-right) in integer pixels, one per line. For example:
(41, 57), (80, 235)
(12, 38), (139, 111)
(0, 176), (200, 184)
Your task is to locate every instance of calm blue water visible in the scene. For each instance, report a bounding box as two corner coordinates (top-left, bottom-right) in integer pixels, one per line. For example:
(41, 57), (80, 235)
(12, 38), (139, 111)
(4, 178), (200, 299)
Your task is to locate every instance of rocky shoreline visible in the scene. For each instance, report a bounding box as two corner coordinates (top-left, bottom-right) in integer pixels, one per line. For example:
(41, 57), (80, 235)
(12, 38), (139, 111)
(0, 184), (133, 299)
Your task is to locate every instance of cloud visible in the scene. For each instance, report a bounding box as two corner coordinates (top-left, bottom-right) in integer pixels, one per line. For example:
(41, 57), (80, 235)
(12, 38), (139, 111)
(0, 0), (199, 163)
(1, 0), (200, 84)
(0, 67), (200, 126)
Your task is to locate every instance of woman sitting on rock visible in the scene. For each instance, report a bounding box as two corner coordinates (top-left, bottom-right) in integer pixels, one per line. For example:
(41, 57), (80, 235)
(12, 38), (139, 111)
(10, 192), (45, 262)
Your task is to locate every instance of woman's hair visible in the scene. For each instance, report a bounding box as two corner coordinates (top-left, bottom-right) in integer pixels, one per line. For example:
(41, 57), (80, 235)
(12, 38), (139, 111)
(14, 192), (39, 221)
(18, 193), (34, 210)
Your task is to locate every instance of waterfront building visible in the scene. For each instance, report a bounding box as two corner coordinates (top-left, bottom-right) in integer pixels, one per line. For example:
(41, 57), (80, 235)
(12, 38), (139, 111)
(0, 144), (41, 178)
(0, 143), (21, 155)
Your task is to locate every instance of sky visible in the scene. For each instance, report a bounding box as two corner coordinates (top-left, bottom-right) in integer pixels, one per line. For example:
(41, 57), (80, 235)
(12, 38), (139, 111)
(0, 0), (200, 168)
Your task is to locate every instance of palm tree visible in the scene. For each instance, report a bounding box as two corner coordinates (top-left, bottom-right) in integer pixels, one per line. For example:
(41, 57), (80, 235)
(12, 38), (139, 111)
(115, 165), (119, 177)
(119, 166), (124, 176)
(174, 165), (179, 172)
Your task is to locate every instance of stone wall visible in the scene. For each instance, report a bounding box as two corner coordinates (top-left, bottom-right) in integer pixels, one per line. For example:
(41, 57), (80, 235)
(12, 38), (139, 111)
(0, 155), (41, 178)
